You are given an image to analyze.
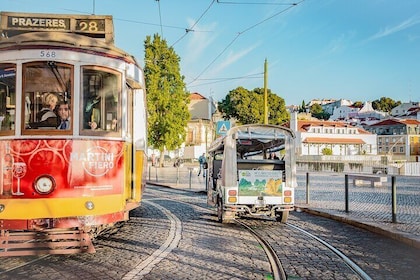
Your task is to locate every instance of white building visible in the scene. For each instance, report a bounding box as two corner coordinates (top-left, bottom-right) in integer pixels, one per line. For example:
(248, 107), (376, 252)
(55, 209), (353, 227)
(289, 112), (377, 156)
(330, 101), (387, 126)
(391, 101), (420, 118)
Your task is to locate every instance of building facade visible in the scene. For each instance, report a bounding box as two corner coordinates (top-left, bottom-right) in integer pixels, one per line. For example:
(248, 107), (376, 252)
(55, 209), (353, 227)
(182, 93), (217, 159)
(365, 118), (420, 157)
(289, 112), (377, 156)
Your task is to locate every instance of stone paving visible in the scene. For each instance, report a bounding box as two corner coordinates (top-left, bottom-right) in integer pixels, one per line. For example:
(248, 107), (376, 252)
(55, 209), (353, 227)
(147, 163), (420, 249)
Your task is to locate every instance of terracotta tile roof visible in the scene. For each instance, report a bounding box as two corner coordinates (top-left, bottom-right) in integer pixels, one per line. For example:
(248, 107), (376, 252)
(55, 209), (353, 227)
(302, 137), (366, 144)
(190, 92), (206, 100)
(297, 120), (371, 134)
(369, 118), (420, 126)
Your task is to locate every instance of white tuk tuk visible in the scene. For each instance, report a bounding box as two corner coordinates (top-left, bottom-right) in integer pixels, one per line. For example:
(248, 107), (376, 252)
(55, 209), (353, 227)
(206, 124), (296, 223)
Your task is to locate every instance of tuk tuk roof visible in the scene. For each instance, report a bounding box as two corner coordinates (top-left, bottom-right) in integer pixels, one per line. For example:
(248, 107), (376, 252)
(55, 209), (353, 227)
(208, 124), (295, 155)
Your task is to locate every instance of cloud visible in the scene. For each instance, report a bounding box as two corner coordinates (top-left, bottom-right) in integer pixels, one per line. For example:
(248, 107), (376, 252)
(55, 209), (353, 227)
(210, 43), (260, 75)
(183, 19), (218, 65)
(367, 15), (420, 41)
(326, 31), (356, 54)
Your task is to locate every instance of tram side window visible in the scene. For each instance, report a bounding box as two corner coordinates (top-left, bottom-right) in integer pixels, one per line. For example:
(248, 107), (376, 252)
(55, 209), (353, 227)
(22, 62), (72, 131)
(0, 64), (16, 134)
(82, 67), (120, 134)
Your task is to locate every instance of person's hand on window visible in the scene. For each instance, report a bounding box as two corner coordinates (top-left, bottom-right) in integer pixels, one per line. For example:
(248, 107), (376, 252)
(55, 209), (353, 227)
(88, 121), (98, 130)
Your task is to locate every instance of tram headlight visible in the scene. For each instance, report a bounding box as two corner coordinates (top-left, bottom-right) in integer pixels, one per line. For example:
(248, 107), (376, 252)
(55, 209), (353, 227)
(34, 175), (56, 194)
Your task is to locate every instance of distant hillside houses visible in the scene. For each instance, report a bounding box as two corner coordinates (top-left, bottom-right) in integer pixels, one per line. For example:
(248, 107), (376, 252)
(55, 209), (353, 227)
(390, 101), (420, 119)
(296, 99), (420, 158)
(330, 101), (388, 126)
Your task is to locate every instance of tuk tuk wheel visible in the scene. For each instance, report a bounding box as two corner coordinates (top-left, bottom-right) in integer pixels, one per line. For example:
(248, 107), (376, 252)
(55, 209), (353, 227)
(217, 195), (223, 223)
(275, 211), (289, 223)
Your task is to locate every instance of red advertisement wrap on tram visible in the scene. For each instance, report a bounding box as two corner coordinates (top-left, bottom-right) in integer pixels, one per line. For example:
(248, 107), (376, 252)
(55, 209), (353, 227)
(0, 139), (129, 230)
(1, 139), (124, 198)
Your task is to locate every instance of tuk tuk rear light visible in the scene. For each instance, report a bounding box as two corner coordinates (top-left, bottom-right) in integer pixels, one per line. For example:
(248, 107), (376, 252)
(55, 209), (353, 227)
(284, 190), (292, 196)
(284, 197), (292, 203)
(228, 197), (237, 203)
(228, 189), (237, 196)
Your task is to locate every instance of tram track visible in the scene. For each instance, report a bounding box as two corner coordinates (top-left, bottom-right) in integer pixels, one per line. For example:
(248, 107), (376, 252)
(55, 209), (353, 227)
(286, 223), (372, 280)
(235, 220), (286, 280)
(122, 199), (182, 280)
(0, 186), (385, 279)
(147, 186), (373, 279)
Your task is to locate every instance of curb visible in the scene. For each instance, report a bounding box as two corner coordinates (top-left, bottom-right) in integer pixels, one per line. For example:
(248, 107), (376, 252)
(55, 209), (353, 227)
(297, 206), (420, 249)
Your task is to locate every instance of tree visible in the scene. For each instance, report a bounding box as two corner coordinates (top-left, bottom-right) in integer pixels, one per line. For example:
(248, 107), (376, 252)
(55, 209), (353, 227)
(310, 103), (330, 120)
(372, 97), (401, 113)
(144, 34), (190, 166)
(352, 101), (364, 108)
(299, 100), (306, 113)
(218, 87), (288, 125)
(322, 147), (333, 155)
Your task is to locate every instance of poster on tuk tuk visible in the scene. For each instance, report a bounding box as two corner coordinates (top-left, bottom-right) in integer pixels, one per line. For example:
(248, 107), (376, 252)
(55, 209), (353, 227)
(238, 169), (283, 196)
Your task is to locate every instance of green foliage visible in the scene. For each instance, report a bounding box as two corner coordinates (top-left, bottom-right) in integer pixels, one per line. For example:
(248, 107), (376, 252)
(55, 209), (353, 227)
(309, 103), (330, 120)
(218, 87), (289, 125)
(352, 101), (364, 108)
(144, 34), (190, 158)
(309, 103), (323, 114)
(372, 97), (401, 113)
(322, 147), (333, 155)
(298, 100), (306, 112)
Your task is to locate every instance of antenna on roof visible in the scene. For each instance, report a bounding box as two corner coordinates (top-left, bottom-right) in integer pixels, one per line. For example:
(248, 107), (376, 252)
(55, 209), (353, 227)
(92, 0), (96, 15)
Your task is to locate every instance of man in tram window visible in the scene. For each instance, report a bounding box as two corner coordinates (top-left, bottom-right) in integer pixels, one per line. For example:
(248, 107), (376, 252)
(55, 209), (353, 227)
(30, 93), (59, 129)
(57, 101), (70, 130)
(83, 92), (101, 130)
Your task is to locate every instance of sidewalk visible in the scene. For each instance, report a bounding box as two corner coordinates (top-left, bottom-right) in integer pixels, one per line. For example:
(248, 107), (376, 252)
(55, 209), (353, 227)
(146, 164), (420, 249)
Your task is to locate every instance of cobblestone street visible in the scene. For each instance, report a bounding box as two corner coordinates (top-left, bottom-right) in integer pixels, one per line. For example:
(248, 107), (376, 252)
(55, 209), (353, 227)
(147, 163), (420, 248)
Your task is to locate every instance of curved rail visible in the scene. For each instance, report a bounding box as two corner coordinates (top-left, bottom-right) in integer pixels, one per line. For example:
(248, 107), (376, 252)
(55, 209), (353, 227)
(122, 200), (182, 280)
(235, 220), (287, 280)
(287, 223), (372, 280)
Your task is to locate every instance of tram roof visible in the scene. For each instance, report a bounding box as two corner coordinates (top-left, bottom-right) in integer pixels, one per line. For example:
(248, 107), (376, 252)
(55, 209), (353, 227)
(0, 31), (138, 65)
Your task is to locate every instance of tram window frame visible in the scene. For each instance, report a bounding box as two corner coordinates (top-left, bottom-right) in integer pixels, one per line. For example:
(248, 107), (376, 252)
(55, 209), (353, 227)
(80, 66), (121, 137)
(0, 63), (16, 136)
(21, 61), (73, 135)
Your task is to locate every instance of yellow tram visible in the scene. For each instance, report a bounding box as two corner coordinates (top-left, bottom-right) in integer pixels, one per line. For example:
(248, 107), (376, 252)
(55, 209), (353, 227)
(0, 12), (147, 256)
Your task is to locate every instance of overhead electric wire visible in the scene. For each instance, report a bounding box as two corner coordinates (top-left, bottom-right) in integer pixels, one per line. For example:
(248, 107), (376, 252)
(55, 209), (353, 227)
(171, 0), (217, 47)
(188, 0), (304, 86)
(217, 0), (297, 5)
(188, 73), (263, 88)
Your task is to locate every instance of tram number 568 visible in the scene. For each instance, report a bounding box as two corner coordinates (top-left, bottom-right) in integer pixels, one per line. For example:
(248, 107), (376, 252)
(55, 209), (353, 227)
(40, 51), (56, 58)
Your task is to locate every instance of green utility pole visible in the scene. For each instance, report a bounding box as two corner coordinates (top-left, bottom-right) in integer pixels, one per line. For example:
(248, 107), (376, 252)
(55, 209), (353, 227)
(264, 59), (268, 124)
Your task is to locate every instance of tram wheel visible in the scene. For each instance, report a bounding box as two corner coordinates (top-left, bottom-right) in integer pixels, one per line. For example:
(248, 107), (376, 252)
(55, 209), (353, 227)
(275, 211), (289, 223)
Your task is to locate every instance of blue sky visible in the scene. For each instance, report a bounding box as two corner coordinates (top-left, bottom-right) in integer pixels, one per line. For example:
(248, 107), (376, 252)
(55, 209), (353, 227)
(2, 0), (419, 106)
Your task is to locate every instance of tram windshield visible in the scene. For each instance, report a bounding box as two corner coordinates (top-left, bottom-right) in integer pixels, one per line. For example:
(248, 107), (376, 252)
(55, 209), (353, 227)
(81, 67), (120, 135)
(0, 63), (16, 135)
(23, 61), (72, 131)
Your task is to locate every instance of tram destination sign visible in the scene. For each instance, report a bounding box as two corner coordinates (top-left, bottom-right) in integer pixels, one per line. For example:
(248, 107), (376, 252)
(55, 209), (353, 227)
(0, 12), (114, 42)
